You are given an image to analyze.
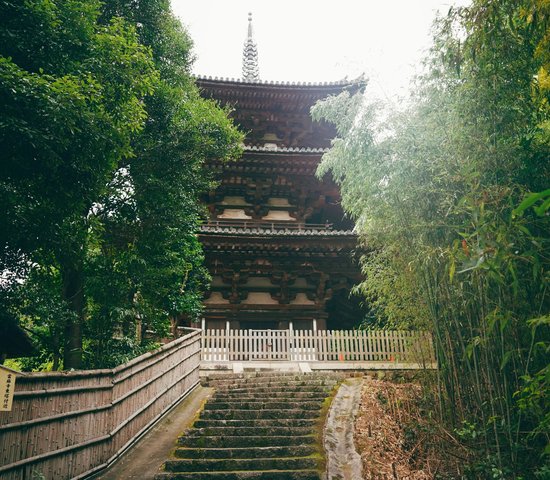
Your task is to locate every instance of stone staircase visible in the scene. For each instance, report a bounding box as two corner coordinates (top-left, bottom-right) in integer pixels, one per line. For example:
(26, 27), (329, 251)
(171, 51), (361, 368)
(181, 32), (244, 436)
(155, 372), (341, 480)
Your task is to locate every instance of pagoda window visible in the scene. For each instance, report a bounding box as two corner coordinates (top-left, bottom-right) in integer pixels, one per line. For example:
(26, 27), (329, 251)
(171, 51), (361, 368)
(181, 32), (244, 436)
(218, 208), (252, 220)
(262, 132), (281, 148)
(261, 210), (295, 221)
(290, 293), (316, 305)
(205, 319), (226, 330)
(293, 277), (310, 288)
(246, 277), (272, 287)
(293, 319), (314, 331)
(267, 197), (292, 207)
(241, 292), (279, 304)
(204, 292), (230, 304)
(220, 196), (251, 206)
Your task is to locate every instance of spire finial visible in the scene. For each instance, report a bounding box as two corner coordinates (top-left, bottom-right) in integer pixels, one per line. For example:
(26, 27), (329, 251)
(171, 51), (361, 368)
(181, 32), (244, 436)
(247, 12), (253, 39)
(242, 12), (259, 81)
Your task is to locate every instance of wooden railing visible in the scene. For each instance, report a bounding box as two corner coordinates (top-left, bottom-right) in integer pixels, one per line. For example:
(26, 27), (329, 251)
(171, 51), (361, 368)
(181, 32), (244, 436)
(201, 329), (436, 367)
(0, 329), (201, 480)
(201, 220), (336, 231)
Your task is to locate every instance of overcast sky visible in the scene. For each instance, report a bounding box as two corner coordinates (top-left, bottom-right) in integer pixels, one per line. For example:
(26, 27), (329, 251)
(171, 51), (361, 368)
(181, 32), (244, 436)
(171, 0), (470, 101)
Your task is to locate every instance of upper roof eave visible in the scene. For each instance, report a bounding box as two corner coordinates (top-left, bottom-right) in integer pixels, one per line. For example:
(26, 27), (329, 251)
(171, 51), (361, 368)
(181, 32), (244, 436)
(194, 74), (367, 93)
(243, 145), (329, 154)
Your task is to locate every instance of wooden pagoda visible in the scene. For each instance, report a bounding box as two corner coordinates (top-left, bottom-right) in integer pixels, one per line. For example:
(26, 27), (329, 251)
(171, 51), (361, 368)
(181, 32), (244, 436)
(195, 14), (366, 331)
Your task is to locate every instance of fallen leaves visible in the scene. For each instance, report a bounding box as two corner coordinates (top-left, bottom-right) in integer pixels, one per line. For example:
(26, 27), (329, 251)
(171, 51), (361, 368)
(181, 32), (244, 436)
(354, 377), (463, 479)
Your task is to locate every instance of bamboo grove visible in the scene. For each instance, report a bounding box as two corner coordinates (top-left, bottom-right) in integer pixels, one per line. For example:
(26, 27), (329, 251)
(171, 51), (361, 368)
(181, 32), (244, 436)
(312, 1), (549, 477)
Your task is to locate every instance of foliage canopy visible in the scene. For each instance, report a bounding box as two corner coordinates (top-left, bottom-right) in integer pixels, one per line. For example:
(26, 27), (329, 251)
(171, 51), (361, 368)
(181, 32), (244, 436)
(313, 0), (550, 476)
(0, 0), (242, 369)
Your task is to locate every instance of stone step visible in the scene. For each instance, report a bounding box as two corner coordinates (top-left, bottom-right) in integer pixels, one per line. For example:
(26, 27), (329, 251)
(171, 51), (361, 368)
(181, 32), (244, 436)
(200, 408), (320, 420)
(204, 373), (338, 382)
(205, 379), (338, 389)
(174, 445), (317, 459)
(156, 373), (339, 480)
(202, 373), (334, 382)
(178, 434), (316, 448)
(205, 372), (343, 379)
(204, 400), (322, 411)
(212, 385), (335, 395)
(202, 372), (299, 380)
(193, 418), (316, 429)
(184, 426), (313, 437)
(212, 390), (328, 400)
(154, 469), (322, 480)
(163, 457), (320, 473)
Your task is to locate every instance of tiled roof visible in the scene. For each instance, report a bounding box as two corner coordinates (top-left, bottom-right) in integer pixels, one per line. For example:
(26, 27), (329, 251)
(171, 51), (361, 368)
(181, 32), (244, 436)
(244, 145), (328, 153)
(200, 225), (356, 236)
(195, 74), (366, 89)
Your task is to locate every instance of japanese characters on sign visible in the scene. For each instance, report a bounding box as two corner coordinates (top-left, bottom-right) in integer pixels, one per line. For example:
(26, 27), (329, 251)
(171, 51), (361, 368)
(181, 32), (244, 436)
(0, 365), (16, 412)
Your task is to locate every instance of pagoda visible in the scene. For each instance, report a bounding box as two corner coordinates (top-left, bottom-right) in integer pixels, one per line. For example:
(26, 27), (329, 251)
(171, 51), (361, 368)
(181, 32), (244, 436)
(196, 14), (366, 331)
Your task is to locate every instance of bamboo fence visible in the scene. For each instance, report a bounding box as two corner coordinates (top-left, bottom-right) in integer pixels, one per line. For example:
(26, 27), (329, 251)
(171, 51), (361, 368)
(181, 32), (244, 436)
(0, 329), (201, 480)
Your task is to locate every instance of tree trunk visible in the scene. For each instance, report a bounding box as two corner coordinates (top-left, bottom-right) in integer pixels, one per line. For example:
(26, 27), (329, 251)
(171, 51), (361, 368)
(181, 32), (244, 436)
(52, 333), (60, 371)
(135, 315), (143, 344)
(170, 316), (178, 338)
(61, 260), (85, 369)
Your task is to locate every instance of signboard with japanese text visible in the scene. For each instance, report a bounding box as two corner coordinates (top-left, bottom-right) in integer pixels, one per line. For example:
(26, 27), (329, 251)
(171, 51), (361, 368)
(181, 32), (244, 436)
(0, 365), (16, 411)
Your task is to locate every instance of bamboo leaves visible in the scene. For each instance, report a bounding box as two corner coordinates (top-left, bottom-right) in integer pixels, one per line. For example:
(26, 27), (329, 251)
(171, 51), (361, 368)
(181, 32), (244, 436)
(313, 0), (550, 475)
(512, 189), (550, 218)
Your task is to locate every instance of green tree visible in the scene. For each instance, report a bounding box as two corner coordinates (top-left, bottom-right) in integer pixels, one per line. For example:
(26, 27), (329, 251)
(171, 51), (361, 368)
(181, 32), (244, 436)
(312, 0), (549, 476)
(0, 0), (158, 368)
(1, 0), (242, 370)
(82, 0), (242, 366)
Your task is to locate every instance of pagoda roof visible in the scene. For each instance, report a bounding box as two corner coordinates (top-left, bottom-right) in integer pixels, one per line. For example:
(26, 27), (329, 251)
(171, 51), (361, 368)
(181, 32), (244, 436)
(200, 225), (356, 237)
(195, 75), (365, 148)
(199, 235), (358, 259)
(195, 75), (366, 90)
(195, 75), (366, 108)
(244, 145), (328, 154)
(199, 223), (359, 258)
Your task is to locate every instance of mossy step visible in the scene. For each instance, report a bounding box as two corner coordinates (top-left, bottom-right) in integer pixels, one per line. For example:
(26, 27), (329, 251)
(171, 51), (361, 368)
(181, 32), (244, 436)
(174, 445), (317, 459)
(178, 434), (316, 448)
(212, 385), (335, 395)
(163, 457), (320, 473)
(154, 469), (322, 480)
(210, 385), (336, 396)
(204, 401), (322, 411)
(204, 372), (323, 379)
(202, 374), (326, 384)
(204, 374), (338, 382)
(212, 390), (328, 400)
(184, 426), (313, 437)
(207, 380), (338, 389)
(204, 372), (342, 380)
(193, 418), (316, 429)
(201, 373), (299, 381)
(200, 408), (320, 420)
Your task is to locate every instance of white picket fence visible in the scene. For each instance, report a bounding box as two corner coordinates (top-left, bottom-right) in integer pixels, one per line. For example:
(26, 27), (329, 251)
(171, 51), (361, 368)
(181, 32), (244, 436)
(201, 329), (436, 366)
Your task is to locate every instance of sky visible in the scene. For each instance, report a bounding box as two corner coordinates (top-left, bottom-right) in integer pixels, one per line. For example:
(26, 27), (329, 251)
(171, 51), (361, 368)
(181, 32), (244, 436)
(171, 0), (471, 102)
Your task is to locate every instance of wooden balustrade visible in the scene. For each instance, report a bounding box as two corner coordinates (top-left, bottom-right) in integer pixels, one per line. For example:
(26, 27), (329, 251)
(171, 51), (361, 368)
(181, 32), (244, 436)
(201, 219), (336, 231)
(202, 329), (436, 367)
(0, 329), (201, 480)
